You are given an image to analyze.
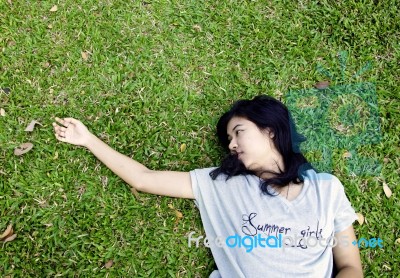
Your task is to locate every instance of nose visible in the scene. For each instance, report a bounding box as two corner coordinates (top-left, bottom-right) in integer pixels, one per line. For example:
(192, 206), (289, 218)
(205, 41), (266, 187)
(228, 139), (237, 151)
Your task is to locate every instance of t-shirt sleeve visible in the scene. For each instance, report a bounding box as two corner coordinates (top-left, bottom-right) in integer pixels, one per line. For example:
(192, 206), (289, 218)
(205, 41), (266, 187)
(189, 167), (218, 207)
(333, 177), (358, 233)
(189, 169), (201, 208)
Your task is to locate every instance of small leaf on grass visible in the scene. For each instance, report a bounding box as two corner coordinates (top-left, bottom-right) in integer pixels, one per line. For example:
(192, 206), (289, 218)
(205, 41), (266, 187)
(383, 183), (392, 198)
(180, 143), (187, 152)
(0, 108), (5, 116)
(105, 260), (113, 269)
(167, 204), (183, 224)
(314, 81), (330, 89)
(192, 24), (202, 32)
(356, 213), (364, 225)
(14, 143), (34, 156)
(50, 5), (58, 12)
(395, 238), (400, 245)
(383, 157), (389, 163)
(25, 120), (42, 132)
(175, 210), (183, 219)
(53, 151), (58, 160)
(342, 151), (352, 158)
(7, 0), (12, 5)
(0, 224), (13, 240)
(81, 51), (89, 61)
(174, 210), (183, 225)
(3, 233), (17, 242)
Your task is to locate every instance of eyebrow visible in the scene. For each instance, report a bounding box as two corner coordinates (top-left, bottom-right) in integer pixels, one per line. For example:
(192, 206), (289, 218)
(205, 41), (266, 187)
(227, 124), (243, 138)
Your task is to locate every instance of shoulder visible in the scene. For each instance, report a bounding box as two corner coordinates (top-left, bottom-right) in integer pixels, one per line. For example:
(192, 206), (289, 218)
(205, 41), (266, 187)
(189, 167), (219, 181)
(303, 169), (345, 193)
(304, 169), (341, 183)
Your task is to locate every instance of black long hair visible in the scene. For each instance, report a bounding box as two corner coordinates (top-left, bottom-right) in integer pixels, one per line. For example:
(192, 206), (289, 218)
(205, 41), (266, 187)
(210, 95), (313, 195)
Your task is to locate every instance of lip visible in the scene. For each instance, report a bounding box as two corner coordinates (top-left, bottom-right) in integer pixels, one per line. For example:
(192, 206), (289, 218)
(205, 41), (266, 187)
(230, 151), (243, 158)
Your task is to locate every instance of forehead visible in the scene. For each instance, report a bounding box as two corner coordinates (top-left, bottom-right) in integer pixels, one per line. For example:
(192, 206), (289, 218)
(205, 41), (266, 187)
(227, 116), (252, 133)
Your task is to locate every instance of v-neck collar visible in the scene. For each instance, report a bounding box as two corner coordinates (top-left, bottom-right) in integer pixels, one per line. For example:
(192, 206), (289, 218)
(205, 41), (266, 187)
(269, 179), (309, 208)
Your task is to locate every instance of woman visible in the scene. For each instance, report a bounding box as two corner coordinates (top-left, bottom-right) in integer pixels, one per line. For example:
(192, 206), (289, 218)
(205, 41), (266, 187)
(53, 95), (363, 277)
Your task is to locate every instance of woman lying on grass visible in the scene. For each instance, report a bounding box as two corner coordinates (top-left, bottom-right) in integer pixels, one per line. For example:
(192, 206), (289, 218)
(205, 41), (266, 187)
(53, 95), (362, 278)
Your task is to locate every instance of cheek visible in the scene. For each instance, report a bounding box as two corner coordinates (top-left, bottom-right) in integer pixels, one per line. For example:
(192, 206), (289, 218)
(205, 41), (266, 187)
(255, 143), (274, 160)
(254, 137), (270, 150)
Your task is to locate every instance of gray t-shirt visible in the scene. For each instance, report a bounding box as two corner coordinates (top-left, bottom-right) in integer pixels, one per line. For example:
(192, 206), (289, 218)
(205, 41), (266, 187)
(189, 168), (357, 278)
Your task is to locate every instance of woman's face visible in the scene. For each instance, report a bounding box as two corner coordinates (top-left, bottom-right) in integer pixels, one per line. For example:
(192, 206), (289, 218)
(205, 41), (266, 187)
(226, 116), (284, 177)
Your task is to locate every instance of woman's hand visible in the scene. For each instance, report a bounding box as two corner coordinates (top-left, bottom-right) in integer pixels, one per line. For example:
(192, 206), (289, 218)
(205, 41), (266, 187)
(52, 117), (93, 147)
(52, 117), (194, 199)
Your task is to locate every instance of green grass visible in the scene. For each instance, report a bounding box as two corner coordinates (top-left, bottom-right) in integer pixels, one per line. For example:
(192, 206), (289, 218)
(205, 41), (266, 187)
(1, 0), (399, 277)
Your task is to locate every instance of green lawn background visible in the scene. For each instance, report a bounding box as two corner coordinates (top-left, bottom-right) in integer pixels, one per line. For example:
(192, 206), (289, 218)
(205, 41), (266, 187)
(1, 0), (399, 277)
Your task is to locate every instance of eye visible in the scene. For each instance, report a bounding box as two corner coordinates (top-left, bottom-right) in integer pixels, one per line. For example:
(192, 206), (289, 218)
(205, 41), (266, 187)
(235, 130), (243, 136)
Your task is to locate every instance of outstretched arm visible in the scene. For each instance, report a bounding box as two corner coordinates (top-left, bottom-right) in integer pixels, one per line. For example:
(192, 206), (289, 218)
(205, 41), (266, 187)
(52, 117), (194, 199)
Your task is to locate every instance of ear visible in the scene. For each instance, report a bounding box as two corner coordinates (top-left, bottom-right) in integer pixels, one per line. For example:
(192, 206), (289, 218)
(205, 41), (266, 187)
(270, 132), (275, 139)
(267, 128), (275, 139)
(263, 128), (275, 139)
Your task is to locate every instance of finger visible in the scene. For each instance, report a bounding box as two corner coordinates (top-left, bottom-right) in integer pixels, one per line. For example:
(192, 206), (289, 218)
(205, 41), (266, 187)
(54, 117), (66, 127)
(52, 122), (59, 131)
(54, 117), (71, 127)
(52, 123), (64, 132)
(54, 132), (65, 141)
(55, 133), (66, 142)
